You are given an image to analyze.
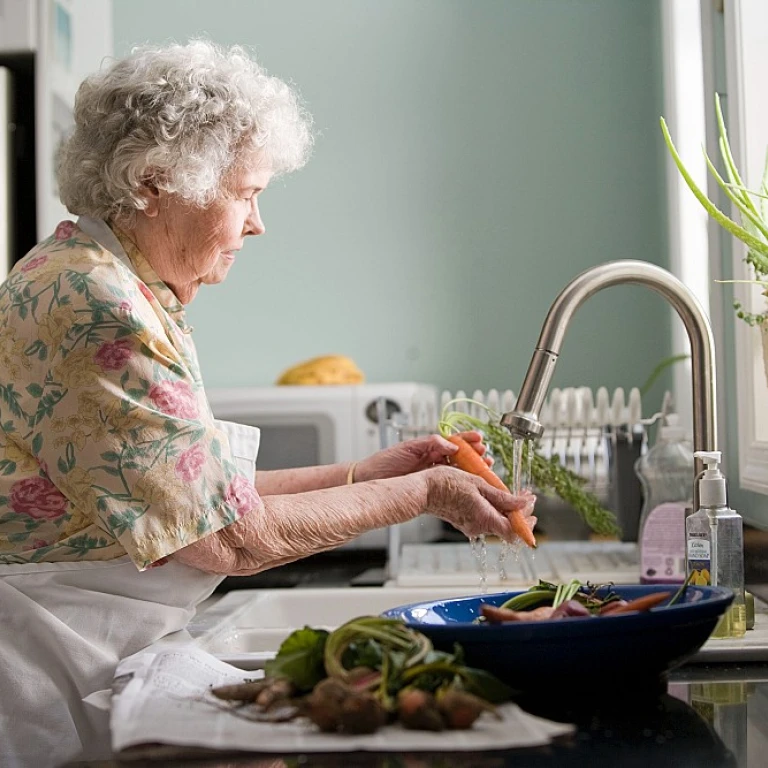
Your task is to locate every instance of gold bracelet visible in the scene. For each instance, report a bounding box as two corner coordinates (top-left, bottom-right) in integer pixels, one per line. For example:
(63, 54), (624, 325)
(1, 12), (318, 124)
(346, 461), (358, 485)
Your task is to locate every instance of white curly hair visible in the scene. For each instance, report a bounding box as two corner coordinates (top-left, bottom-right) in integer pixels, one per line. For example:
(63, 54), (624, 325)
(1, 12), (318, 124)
(56, 40), (314, 221)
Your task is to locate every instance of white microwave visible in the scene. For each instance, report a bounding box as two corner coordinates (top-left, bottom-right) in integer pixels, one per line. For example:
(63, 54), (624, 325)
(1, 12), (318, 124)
(205, 382), (443, 548)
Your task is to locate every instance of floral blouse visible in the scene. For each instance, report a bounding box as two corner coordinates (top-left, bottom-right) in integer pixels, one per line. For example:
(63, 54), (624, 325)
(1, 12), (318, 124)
(0, 220), (260, 570)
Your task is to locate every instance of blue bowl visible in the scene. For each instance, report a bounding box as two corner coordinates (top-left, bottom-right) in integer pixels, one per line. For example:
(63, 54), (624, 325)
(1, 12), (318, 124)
(381, 585), (734, 692)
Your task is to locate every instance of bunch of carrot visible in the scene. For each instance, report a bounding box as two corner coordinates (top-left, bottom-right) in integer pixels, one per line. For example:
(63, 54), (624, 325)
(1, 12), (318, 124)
(439, 399), (536, 548)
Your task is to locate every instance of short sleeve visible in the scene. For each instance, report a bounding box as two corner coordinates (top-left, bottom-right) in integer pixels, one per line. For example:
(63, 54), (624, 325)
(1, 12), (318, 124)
(25, 261), (260, 569)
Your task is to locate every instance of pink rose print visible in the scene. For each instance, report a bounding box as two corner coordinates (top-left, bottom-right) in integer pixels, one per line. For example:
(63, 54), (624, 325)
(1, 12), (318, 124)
(149, 380), (199, 419)
(23, 539), (50, 551)
(118, 300), (133, 313)
(225, 475), (260, 518)
(94, 339), (134, 371)
(9, 477), (68, 520)
(138, 283), (155, 302)
(20, 254), (49, 273)
(175, 443), (206, 483)
(54, 220), (77, 240)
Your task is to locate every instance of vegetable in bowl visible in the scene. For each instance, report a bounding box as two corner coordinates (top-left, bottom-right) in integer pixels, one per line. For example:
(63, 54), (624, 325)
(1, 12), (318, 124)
(381, 581), (734, 694)
(476, 578), (683, 624)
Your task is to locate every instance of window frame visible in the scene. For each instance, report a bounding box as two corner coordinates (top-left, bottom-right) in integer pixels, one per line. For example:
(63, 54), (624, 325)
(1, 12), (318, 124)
(724, 0), (768, 495)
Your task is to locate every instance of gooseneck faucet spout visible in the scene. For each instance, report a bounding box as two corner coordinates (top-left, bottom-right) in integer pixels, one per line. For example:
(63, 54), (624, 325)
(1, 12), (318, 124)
(500, 260), (717, 485)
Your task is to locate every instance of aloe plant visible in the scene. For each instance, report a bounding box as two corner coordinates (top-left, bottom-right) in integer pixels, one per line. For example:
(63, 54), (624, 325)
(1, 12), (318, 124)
(661, 95), (768, 324)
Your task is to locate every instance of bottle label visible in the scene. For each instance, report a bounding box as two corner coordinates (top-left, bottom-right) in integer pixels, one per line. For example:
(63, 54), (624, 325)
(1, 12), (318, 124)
(640, 502), (686, 584)
(687, 537), (711, 559)
(687, 534), (711, 585)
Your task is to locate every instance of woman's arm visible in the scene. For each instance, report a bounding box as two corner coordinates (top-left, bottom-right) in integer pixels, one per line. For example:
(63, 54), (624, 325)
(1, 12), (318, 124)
(175, 473), (424, 574)
(254, 432), (489, 494)
(173, 467), (536, 576)
(255, 463), (352, 494)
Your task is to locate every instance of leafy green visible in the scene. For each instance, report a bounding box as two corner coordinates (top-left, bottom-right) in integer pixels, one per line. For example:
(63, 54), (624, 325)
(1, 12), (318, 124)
(341, 638), (383, 671)
(498, 579), (623, 614)
(497, 584), (555, 612)
(264, 626), (329, 692)
(400, 659), (515, 704)
(457, 666), (516, 704)
(661, 96), (768, 324)
(439, 401), (620, 536)
(668, 570), (695, 606)
(639, 353), (691, 397)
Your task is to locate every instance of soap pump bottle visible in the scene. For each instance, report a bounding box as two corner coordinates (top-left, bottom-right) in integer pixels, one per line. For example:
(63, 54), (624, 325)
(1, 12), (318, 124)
(685, 450), (746, 638)
(634, 413), (692, 584)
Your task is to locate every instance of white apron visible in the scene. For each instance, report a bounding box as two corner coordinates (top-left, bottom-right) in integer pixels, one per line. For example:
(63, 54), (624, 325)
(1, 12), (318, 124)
(0, 219), (263, 767)
(0, 419), (260, 768)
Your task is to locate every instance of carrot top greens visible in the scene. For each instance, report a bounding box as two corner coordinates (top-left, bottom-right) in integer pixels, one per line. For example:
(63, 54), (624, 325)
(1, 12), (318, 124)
(439, 399), (620, 537)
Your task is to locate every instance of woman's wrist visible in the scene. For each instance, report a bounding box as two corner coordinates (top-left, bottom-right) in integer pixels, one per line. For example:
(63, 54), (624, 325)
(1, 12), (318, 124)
(349, 456), (373, 484)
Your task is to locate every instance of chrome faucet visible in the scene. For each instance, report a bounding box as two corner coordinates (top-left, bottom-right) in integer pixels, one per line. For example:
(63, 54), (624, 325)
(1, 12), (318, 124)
(500, 260), (717, 502)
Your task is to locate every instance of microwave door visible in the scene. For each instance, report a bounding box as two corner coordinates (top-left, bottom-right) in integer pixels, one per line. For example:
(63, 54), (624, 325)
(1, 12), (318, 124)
(0, 66), (11, 282)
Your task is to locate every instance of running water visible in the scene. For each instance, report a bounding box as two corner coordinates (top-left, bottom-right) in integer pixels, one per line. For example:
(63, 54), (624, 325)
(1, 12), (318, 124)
(496, 437), (533, 582)
(470, 436), (535, 590)
(470, 534), (488, 594)
(498, 540), (511, 580)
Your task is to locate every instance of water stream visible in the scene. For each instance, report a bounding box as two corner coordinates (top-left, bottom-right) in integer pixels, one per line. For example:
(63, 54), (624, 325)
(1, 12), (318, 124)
(472, 436), (534, 592)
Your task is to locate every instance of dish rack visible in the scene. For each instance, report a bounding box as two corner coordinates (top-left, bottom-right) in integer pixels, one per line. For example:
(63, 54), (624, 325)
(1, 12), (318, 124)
(377, 386), (666, 587)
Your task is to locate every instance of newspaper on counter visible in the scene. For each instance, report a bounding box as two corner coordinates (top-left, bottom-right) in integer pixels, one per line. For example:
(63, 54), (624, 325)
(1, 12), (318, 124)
(110, 646), (574, 755)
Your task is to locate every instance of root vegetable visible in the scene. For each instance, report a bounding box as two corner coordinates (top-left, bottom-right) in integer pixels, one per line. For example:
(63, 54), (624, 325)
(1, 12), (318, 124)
(550, 600), (591, 619)
(598, 599), (629, 615)
(303, 678), (350, 732)
(480, 603), (556, 623)
(303, 678), (386, 734)
(397, 688), (445, 731)
(436, 689), (498, 730)
(445, 434), (536, 548)
(339, 691), (387, 734)
(210, 680), (269, 702)
(255, 678), (295, 709)
(603, 592), (672, 615)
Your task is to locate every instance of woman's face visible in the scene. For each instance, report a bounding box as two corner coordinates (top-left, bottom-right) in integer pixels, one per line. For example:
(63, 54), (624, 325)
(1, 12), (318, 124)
(135, 158), (273, 304)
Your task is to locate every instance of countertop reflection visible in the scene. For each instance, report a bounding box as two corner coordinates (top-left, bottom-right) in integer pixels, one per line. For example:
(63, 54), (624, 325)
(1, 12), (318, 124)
(66, 662), (768, 768)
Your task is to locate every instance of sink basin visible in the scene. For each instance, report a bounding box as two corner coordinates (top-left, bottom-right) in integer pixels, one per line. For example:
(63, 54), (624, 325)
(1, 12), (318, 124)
(179, 584), (768, 671)
(189, 586), (484, 668)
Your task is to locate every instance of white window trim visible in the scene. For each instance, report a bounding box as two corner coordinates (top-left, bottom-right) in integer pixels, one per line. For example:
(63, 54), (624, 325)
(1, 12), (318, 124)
(724, 0), (768, 494)
(660, 0), (710, 438)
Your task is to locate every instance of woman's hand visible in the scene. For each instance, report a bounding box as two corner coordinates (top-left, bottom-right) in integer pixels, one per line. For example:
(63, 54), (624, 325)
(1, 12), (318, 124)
(354, 431), (492, 482)
(422, 465), (537, 544)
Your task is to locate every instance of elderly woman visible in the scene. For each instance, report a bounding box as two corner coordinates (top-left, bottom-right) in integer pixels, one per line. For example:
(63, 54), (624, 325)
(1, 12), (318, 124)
(0, 42), (535, 764)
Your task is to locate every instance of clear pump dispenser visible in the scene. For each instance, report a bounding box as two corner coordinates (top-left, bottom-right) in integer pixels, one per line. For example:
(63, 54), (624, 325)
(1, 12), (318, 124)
(685, 451), (746, 638)
(634, 414), (692, 583)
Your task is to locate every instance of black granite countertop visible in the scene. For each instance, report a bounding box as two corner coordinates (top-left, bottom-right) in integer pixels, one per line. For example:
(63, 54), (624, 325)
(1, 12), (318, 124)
(66, 664), (768, 767)
(63, 529), (768, 767)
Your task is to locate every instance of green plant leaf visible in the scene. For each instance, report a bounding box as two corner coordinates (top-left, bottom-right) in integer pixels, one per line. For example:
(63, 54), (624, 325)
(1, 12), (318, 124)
(660, 117), (768, 257)
(640, 353), (690, 396)
(264, 626), (330, 692)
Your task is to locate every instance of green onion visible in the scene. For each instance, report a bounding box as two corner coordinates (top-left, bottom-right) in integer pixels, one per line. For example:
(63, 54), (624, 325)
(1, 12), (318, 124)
(668, 570), (695, 607)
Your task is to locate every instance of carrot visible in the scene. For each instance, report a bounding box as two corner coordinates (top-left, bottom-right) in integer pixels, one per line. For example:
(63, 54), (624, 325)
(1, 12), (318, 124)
(603, 591), (672, 615)
(480, 603), (555, 623)
(446, 434), (536, 548)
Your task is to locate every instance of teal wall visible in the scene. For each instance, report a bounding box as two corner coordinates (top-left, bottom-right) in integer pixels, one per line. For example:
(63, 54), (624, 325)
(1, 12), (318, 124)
(112, 0), (672, 403)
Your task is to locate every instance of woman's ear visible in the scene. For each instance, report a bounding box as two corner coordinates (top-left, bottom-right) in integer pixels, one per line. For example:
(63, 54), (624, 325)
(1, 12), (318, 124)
(139, 180), (161, 218)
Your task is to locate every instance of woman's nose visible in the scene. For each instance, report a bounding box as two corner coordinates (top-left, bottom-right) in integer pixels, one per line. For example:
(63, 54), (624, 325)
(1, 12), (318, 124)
(245, 201), (266, 236)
